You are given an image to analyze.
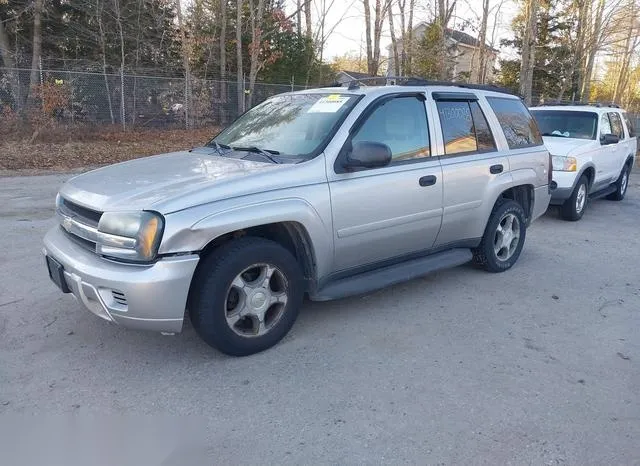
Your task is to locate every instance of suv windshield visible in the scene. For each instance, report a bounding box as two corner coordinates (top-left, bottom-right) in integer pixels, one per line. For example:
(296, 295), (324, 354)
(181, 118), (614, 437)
(530, 110), (598, 140)
(213, 93), (359, 158)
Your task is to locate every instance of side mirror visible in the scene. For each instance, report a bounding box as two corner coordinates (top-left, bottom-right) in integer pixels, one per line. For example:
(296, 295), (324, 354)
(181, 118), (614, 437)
(601, 133), (620, 145)
(343, 141), (392, 169)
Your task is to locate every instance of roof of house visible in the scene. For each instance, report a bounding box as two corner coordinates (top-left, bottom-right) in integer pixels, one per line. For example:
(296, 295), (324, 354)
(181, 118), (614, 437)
(338, 70), (376, 80)
(388, 24), (498, 52)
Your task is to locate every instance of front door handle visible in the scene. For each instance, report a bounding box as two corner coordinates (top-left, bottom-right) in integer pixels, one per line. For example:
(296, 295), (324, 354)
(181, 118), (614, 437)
(419, 175), (437, 187)
(490, 164), (504, 174)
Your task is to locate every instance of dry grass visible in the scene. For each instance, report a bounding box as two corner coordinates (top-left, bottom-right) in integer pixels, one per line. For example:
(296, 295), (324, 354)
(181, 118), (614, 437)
(0, 126), (219, 171)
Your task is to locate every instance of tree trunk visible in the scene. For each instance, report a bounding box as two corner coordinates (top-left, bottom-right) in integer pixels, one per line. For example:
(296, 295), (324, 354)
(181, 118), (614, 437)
(0, 18), (20, 110)
(613, 2), (636, 103)
(114, 0), (126, 130)
(219, 0), (228, 123)
(388, 1), (400, 76)
(363, 0), (374, 75)
(176, 0), (192, 128)
(581, 0), (605, 102)
(247, 0), (265, 108)
(236, 0), (244, 114)
(97, 0), (115, 125)
(305, 0), (312, 39)
(519, 0), (538, 105)
(406, 0), (414, 74)
(476, 0), (489, 84)
(26, 0), (44, 108)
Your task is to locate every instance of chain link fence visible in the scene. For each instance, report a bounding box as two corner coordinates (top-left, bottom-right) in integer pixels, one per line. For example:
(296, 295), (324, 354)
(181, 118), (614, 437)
(0, 68), (308, 130)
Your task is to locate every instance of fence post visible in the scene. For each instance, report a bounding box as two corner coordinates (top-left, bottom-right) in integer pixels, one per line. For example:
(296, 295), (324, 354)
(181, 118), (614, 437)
(120, 67), (126, 131)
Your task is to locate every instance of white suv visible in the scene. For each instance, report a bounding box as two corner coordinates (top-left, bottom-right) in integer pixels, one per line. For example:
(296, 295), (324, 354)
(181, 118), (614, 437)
(530, 104), (637, 220)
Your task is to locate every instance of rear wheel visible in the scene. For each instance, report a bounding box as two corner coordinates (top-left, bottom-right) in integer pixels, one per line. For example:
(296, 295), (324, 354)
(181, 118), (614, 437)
(473, 199), (527, 273)
(189, 237), (304, 356)
(561, 175), (588, 221)
(607, 164), (630, 201)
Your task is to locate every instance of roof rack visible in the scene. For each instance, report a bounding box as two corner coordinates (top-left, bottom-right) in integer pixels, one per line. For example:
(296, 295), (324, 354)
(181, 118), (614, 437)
(333, 76), (517, 96)
(535, 101), (621, 108)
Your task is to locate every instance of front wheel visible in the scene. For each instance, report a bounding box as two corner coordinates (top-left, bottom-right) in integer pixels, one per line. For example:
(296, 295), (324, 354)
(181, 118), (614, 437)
(561, 175), (588, 221)
(607, 164), (630, 201)
(189, 237), (304, 356)
(473, 199), (527, 273)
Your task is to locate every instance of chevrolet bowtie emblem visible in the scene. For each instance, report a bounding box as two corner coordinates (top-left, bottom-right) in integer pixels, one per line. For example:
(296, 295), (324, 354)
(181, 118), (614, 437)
(62, 217), (72, 231)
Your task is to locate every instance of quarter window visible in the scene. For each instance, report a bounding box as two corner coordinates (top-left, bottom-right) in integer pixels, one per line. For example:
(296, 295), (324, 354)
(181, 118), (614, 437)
(351, 96), (430, 162)
(436, 100), (497, 155)
(608, 112), (624, 139)
(486, 97), (543, 149)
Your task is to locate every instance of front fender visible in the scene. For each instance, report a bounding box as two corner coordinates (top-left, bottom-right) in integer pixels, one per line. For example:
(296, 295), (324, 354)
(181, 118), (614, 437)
(159, 195), (334, 280)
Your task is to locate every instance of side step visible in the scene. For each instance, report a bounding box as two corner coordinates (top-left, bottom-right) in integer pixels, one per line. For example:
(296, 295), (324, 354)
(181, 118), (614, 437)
(589, 184), (616, 200)
(310, 248), (473, 301)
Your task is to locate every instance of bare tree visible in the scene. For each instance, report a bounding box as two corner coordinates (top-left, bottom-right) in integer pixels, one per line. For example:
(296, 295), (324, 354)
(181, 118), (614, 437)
(96, 0), (115, 124)
(176, 0), (192, 128)
(613, 1), (639, 102)
(435, 0), (456, 80)
(363, 0), (389, 75)
(26, 0), (44, 107)
(236, 0), (244, 112)
(305, 0), (312, 38)
(219, 0), (228, 122)
(114, 0), (126, 129)
(246, 0), (265, 108)
(388, 0), (400, 75)
(0, 14), (20, 108)
(519, 0), (538, 104)
(476, 0), (490, 84)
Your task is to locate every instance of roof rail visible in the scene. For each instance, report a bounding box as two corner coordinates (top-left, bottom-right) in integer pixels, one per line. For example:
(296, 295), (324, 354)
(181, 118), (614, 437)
(535, 100), (621, 108)
(336, 75), (518, 96)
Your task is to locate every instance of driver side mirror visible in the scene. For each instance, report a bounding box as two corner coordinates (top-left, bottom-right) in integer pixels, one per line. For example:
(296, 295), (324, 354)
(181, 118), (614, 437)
(601, 133), (620, 145)
(343, 141), (392, 169)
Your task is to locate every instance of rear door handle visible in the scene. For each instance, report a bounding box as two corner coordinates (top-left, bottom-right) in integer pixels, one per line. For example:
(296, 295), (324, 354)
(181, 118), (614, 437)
(490, 164), (503, 174)
(419, 175), (437, 187)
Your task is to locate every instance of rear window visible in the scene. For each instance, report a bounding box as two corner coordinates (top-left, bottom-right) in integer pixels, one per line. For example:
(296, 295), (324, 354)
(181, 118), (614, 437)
(486, 97), (543, 149)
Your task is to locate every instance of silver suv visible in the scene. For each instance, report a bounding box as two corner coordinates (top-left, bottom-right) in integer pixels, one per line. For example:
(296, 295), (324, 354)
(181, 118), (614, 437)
(44, 81), (552, 355)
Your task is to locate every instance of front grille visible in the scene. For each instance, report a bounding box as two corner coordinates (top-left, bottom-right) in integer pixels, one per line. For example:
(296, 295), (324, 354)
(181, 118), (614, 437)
(111, 290), (128, 306)
(59, 198), (102, 227)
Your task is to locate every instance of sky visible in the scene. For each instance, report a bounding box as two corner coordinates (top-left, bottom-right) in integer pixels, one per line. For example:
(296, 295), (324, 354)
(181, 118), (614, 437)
(299, 0), (520, 63)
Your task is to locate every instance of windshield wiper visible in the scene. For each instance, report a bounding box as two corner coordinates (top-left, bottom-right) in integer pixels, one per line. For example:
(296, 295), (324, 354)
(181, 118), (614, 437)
(205, 140), (233, 156)
(233, 146), (281, 164)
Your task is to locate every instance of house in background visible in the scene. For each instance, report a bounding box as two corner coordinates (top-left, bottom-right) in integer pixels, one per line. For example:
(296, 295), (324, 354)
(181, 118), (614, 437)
(387, 24), (498, 83)
(335, 70), (379, 86)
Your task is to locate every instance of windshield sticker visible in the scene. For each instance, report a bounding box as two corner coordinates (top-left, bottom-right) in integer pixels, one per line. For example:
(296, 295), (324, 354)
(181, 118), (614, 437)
(308, 95), (349, 113)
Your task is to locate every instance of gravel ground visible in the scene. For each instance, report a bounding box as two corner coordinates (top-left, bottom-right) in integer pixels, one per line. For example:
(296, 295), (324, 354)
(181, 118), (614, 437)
(1, 173), (639, 465)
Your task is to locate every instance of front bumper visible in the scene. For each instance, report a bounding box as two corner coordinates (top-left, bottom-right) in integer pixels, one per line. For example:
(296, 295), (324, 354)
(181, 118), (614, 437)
(43, 226), (200, 333)
(549, 171), (578, 204)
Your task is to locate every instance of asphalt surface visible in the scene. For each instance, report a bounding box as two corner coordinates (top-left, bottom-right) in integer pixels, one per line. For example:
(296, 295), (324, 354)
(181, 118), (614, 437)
(1, 173), (639, 465)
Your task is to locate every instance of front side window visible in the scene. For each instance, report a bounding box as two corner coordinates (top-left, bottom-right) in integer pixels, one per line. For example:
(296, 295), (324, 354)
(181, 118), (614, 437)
(487, 97), (543, 149)
(214, 93), (360, 158)
(530, 110), (598, 140)
(351, 96), (430, 162)
(600, 113), (613, 139)
(437, 100), (497, 155)
(608, 112), (624, 139)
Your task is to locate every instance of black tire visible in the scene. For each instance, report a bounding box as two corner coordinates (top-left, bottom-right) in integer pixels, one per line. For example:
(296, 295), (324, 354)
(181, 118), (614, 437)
(473, 199), (527, 273)
(188, 237), (304, 356)
(606, 163), (630, 201)
(561, 175), (588, 221)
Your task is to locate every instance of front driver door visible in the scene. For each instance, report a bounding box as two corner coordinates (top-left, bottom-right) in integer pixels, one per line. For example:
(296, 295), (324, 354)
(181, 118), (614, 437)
(327, 93), (443, 273)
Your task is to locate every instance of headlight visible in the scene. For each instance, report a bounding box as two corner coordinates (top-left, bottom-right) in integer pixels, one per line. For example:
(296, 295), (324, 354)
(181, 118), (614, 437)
(97, 211), (164, 262)
(551, 155), (577, 172)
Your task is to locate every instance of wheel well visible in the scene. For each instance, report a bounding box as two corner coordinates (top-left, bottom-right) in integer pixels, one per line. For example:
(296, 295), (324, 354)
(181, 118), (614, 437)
(625, 156), (634, 168)
(499, 185), (533, 224)
(582, 166), (595, 187)
(199, 222), (316, 289)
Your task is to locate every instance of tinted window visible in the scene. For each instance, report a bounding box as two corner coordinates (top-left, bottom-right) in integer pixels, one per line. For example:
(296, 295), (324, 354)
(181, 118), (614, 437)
(600, 113), (612, 138)
(608, 112), (624, 139)
(530, 110), (597, 140)
(437, 100), (496, 155)
(352, 96), (430, 162)
(622, 112), (636, 138)
(469, 101), (497, 151)
(486, 97), (543, 149)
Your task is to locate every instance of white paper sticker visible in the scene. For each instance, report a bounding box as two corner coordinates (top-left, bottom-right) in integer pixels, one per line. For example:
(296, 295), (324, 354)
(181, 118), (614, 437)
(307, 95), (349, 113)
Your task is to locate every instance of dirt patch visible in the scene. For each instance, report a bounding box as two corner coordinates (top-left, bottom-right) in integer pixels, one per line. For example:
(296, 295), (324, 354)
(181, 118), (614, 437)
(0, 127), (219, 170)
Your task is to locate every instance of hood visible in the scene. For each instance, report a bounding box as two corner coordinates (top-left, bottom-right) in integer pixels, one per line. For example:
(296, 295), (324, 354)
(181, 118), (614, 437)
(542, 137), (598, 157)
(59, 149), (283, 213)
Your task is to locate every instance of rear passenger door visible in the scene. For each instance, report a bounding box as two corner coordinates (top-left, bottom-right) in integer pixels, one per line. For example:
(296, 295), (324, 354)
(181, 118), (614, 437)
(431, 92), (509, 247)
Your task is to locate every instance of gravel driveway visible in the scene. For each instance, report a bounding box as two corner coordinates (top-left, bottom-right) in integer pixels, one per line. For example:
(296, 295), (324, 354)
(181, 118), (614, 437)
(1, 173), (639, 465)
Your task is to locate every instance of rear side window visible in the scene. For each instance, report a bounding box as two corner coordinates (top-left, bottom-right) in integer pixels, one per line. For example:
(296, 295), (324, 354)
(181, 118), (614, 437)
(622, 113), (636, 138)
(436, 100), (496, 155)
(608, 112), (624, 139)
(486, 97), (543, 149)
